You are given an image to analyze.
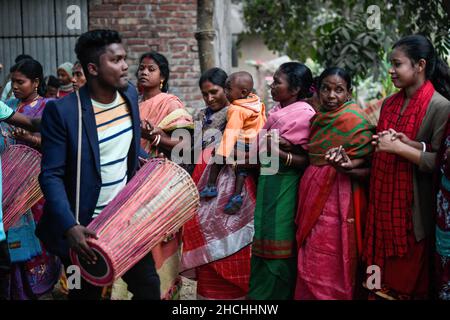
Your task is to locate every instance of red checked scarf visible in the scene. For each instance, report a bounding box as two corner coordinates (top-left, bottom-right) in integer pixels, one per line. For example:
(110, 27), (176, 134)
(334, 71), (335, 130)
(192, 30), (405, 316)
(363, 80), (435, 266)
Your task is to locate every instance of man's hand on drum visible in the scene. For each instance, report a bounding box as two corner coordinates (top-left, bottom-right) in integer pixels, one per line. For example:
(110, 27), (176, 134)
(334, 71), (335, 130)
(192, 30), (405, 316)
(66, 225), (98, 264)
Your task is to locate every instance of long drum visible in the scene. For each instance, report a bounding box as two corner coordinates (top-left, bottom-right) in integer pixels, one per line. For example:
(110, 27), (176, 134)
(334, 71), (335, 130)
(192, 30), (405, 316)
(70, 158), (200, 286)
(2, 144), (43, 231)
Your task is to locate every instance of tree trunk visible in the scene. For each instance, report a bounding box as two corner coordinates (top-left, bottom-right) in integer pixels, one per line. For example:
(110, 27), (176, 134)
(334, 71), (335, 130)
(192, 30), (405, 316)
(196, 0), (216, 74)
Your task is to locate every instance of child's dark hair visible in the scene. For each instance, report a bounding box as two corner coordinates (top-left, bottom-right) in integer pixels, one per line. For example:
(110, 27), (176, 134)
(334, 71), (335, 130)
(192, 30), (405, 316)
(278, 62), (313, 100)
(10, 59), (46, 96)
(75, 29), (122, 78)
(137, 52), (170, 93)
(15, 54), (33, 64)
(318, 67), (352, 91)
(199, 67), (228, 88)
(393, 34), (450, 100)
(45, 75), (60, 88)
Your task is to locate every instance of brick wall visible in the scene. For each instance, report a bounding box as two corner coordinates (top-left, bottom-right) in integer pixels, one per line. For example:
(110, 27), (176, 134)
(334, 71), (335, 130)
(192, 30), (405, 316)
(89, 0), (203, 111)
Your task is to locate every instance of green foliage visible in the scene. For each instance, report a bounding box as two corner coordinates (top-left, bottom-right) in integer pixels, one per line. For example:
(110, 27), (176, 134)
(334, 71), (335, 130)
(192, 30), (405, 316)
(243, 0), (450, 85)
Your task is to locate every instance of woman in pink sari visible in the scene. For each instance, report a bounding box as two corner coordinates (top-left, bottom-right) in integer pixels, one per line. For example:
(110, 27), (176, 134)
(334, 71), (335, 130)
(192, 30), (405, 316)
(248, 62), (315, 300)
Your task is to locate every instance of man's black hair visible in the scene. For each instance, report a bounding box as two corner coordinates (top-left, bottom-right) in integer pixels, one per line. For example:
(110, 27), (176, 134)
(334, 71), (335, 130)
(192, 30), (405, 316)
(74, 29), (122, 76)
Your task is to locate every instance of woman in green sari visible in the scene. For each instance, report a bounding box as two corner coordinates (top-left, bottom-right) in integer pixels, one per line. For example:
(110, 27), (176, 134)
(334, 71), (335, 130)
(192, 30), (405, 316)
(248, 62), (315, 299)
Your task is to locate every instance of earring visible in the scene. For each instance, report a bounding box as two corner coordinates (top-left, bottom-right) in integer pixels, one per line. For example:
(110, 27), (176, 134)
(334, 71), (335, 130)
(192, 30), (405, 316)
(160, 80), (164, 90)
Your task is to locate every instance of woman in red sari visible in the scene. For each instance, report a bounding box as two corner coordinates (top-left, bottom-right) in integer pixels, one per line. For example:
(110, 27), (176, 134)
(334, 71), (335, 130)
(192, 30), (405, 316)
(363, 35), (450, 299)
(295, 67), (374, 300)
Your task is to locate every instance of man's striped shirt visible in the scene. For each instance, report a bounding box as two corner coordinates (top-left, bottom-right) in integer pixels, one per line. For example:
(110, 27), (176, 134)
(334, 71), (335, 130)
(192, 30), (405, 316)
(92, 93), (132, 217)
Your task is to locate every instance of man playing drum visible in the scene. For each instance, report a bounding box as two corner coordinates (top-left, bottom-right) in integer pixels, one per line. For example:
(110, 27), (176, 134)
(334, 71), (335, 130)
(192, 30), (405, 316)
(36, 30), (160, 300)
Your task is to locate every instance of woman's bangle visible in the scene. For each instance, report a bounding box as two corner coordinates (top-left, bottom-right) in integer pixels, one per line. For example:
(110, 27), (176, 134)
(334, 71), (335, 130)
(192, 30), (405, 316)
(150, 134), (161, 147)
(420, 142), (426, 152)
(285, 152), (292, 166)
(154, 134), (161, 147)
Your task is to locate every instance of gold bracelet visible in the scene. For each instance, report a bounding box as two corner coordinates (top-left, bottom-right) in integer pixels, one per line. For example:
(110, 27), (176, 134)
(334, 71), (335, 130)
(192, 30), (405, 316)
(285, 152), (292, 166)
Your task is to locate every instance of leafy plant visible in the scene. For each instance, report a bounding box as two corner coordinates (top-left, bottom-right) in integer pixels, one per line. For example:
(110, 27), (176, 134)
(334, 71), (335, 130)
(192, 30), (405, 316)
(243, 0), (450, 85)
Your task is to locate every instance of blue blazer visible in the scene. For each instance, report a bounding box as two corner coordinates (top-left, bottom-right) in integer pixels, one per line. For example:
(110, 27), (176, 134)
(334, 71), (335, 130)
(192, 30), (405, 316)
(36, 84), (142, 258)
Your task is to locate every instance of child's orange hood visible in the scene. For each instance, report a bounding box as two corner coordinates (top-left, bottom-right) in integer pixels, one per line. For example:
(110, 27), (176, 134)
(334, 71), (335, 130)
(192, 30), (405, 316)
(232, 93), (263, 113)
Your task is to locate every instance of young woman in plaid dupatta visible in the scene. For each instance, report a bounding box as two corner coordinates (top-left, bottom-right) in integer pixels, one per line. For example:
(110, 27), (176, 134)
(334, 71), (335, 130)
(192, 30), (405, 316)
(364, 35), (450, 299)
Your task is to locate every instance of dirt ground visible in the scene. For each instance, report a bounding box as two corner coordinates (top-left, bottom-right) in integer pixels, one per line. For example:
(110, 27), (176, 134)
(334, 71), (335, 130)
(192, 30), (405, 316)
(50, 276), (197, 300)
(110, 276), (198, 300)
(179, 276), (197, 300)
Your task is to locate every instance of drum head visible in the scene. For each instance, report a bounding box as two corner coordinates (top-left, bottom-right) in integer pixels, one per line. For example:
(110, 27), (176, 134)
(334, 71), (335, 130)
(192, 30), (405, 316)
(69, 241), (115, 287)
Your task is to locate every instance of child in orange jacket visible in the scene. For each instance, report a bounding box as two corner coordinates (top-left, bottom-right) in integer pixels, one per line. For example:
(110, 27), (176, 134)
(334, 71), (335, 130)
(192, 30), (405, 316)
(199, 71), (266, 214)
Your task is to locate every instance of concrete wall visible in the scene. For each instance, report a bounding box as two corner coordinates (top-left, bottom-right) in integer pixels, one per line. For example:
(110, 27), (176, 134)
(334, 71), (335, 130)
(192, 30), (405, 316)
(213, 0), (232, 73)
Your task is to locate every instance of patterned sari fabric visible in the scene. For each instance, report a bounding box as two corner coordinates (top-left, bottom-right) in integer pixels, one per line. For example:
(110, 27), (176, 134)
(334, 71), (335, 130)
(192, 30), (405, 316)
(140, 92), (194, 157)
(248, 101), (315, 300)
(436, 116), (450, 300)
(363, 81), (435, 299)
(182, 106), (255, 300)
(294, 101), (374, 300)
(3, 97), (61, 300)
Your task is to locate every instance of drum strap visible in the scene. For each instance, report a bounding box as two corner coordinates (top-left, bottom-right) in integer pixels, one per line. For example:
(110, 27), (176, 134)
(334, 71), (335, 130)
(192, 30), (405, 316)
(75, 90), (82, 224)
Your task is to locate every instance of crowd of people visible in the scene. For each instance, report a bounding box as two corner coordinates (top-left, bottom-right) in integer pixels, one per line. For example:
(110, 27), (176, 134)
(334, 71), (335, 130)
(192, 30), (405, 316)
(0, 29), (449, 301)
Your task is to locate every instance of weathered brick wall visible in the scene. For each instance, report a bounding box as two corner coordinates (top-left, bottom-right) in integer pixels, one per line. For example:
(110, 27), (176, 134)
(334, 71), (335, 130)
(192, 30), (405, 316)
(89, 0), (203, 110)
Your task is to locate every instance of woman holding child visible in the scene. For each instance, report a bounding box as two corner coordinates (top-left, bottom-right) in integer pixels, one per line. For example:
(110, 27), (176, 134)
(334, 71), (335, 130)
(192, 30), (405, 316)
(182, 68), (254, 300)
